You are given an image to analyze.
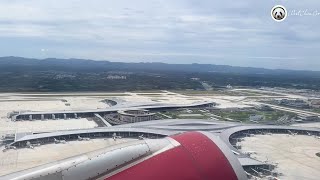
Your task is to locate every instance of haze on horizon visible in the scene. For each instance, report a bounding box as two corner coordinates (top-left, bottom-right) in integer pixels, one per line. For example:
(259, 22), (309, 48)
(0, 0), (319, 71)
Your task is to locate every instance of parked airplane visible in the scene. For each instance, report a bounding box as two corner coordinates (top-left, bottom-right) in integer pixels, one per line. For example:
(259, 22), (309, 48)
(54, 138), (66, 144)
(26, 141), (40, 149)
(78, 136), (90, 141)
(244, 151), (256, 156)
(138, 134), (144, 140)
(2, 145), (16, 152)
(287, 130), (298, 136)
(112, 133), (122, 141)
(244, 133), (255, 137)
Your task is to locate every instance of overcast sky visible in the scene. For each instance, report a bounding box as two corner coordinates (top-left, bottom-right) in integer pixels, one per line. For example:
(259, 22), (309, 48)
(0, 0), (319, 70)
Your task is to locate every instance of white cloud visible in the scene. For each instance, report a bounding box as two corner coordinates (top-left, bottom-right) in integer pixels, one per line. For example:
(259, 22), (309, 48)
(0, 0), (319, 70)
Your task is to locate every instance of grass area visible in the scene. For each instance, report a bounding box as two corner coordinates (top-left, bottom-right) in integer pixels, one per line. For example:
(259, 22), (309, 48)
(311, 109), (320, 113)
(178, 88), (285, 97)
(214, 111), (252, 121)
(257, 111), (292, 121)
(213, 110), (295, 122)
(173, 89), (268, 97)
(263, 101), (320, 115)
(156, 108), (295, 122)
(136, 94), (163, 96)
(235, 90), (281, 96)
(158, 110), (211, 119)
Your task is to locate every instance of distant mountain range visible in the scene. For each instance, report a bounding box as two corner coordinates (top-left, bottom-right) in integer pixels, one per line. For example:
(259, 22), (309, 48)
(0, 56), (319, 76)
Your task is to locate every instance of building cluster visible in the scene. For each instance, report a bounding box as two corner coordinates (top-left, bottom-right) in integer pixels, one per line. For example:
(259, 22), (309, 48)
(278, 99), (310, 108)
(106, 75), (127, 80)
(54, 74), (76, 79)
(309, 99), (320, 108)
(118, 110), (155, 123)
(190, 77), (200, 81)
(226, 84), (233, 89)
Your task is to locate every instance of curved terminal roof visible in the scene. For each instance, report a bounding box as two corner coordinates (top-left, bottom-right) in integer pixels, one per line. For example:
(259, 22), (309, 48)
(219, 125), (320, 153)
(16, 101), (215, 116)
(12, 127), (173, 145)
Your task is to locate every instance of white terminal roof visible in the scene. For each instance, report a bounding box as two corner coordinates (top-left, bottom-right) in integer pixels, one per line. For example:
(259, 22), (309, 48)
(17, 101), (215, 115)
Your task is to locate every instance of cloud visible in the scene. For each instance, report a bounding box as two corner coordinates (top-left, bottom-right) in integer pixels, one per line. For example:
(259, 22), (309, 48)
(0, 0), (319, 70)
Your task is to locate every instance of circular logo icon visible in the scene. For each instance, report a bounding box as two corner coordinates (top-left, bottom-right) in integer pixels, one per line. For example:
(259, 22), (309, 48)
(271, 5), (287, 22)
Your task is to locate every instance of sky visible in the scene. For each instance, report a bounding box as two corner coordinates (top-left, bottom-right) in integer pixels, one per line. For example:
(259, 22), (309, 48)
(0, 0), (319, 70)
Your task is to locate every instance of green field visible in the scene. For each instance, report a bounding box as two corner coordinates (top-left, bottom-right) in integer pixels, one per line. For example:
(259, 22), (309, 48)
(213, 110), (295, 122)
(157, 111), (211, 119)
(235, 90), (282, 96)
(173, 90), (242, 96)
(311, 109), (320, 113)
(156, 108), (295, 122)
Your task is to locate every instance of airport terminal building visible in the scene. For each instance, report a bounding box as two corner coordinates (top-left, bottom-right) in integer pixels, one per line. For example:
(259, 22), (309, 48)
(118, 110), (155, 123)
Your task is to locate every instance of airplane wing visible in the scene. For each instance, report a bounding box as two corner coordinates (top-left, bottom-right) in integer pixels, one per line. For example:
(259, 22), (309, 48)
(0, 132), (247, 180)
